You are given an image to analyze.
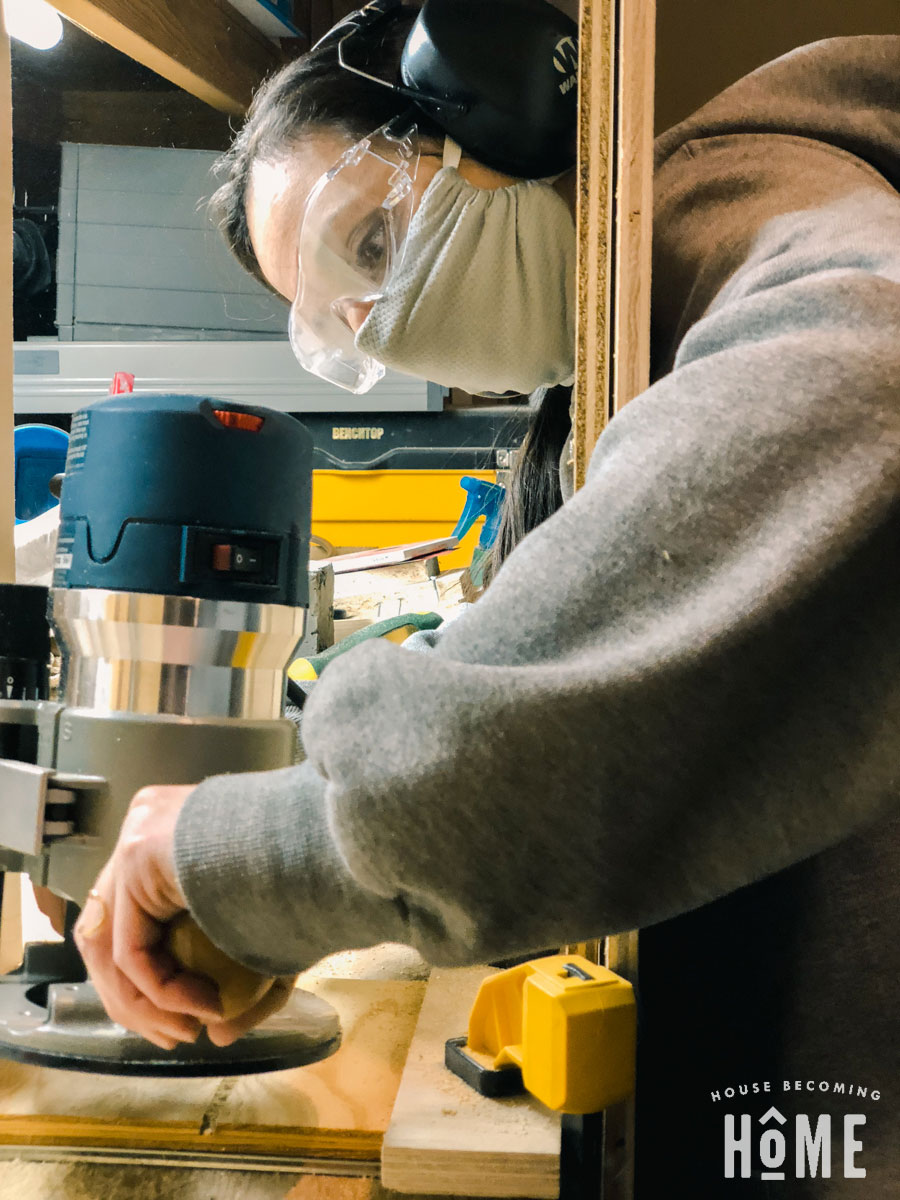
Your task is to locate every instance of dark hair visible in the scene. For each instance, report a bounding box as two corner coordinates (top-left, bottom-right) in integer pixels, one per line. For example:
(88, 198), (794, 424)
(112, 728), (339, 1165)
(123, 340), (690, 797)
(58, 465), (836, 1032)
(489, 385), (572, 579)
(211, 7), (569, 567)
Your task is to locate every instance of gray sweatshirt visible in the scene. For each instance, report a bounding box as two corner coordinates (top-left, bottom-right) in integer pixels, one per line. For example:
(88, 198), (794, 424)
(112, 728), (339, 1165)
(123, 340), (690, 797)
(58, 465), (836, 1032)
(176, 36), (899, 1196)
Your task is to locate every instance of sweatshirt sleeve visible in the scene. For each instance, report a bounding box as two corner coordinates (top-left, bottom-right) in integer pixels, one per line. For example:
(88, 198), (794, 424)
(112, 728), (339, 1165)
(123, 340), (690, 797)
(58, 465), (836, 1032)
(175, 173), (900, 976)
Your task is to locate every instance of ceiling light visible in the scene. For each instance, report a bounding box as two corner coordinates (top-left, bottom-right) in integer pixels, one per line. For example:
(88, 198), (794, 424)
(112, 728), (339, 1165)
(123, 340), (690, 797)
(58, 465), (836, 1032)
(3, 0), (64, 51)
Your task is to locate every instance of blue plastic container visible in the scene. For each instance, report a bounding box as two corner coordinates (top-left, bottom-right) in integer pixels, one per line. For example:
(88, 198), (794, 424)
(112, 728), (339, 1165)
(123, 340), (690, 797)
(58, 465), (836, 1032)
(14, 424), (69, 524)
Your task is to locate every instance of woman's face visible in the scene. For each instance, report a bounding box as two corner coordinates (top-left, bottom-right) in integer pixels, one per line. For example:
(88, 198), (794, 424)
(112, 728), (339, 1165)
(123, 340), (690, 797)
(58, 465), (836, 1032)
(246, 128), (528, 331)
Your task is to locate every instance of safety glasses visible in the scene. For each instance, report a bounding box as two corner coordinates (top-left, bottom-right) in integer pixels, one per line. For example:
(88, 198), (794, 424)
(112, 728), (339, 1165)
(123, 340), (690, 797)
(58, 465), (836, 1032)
(289, 121), (419, 393)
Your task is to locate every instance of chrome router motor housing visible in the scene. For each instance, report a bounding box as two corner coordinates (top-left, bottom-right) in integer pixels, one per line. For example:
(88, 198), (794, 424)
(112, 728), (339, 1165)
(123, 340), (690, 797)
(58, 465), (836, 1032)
(53, 587), (307, 721)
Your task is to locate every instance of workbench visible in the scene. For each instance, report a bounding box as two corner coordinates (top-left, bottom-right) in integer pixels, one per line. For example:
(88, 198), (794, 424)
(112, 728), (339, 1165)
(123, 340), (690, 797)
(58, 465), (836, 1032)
(0, 892), (561, 1199)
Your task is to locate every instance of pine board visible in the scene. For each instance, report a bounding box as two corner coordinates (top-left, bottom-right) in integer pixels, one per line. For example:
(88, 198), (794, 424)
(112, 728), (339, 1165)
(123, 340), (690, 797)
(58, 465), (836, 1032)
(0, 973), (425, 1162)
(381, 969), (560, 1198)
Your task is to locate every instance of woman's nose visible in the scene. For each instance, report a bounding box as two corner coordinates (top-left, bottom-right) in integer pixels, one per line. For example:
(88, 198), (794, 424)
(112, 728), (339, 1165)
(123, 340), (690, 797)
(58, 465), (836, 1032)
(341, 300), (375, 333)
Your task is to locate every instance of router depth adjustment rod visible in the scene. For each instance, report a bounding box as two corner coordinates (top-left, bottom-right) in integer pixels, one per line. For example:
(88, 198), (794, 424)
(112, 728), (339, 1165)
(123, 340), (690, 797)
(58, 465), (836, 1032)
(0, 395), (341, 1075)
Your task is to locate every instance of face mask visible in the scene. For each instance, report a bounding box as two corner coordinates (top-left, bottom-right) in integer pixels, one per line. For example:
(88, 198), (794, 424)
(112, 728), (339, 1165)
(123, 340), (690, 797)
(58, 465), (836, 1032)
(355, 165), (576, 396)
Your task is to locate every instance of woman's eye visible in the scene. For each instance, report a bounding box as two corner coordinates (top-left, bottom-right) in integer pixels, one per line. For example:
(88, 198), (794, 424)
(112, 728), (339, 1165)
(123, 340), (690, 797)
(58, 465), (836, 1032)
(354, 215), (388, 280)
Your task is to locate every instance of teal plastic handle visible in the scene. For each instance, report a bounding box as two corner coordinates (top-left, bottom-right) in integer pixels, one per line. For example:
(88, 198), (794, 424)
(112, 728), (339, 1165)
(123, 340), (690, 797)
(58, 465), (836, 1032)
(452, 477), (506, 549)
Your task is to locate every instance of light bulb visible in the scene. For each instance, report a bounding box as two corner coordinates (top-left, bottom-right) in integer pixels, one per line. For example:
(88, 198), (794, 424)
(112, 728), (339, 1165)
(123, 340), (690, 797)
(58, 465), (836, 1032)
(3, 0), (64, 51)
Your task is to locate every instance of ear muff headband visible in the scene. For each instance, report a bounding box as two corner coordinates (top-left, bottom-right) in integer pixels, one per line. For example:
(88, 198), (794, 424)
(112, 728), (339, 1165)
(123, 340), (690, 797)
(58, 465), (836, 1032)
(311, 0), (402, 52)
(320, 0), (578, 179)
(313, 1), (468, 119)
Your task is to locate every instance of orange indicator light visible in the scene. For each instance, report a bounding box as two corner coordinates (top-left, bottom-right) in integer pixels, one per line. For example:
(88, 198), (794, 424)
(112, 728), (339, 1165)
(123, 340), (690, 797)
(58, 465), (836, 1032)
(212, 409), (265, 432)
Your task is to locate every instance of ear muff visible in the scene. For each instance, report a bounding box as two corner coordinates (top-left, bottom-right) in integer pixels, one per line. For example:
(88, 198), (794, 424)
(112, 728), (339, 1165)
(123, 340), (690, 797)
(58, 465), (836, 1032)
(324, 0), (579, 180)
(401, 0), (579, 178)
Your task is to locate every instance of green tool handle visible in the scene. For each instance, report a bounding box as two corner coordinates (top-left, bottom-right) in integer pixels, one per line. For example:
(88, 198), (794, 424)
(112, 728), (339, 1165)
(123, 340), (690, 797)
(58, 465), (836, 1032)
(299, 611), (443, 678)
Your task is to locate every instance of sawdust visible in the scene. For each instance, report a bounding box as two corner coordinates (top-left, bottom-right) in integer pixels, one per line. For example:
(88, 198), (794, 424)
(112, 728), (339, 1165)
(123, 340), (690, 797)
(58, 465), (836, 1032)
(0, 1159), (297, 1199)
(283, 1177), (375, 1200)
(302, 945), (428, 983)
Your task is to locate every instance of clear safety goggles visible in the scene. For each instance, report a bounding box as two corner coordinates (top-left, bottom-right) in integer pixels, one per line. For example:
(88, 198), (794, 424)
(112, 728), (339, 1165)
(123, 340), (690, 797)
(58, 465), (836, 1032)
(289, 122), (419, 393)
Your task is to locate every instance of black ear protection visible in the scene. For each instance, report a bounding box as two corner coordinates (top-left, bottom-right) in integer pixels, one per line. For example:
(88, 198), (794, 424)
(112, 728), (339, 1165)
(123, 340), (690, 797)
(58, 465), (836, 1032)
(314, 0), (578, 179)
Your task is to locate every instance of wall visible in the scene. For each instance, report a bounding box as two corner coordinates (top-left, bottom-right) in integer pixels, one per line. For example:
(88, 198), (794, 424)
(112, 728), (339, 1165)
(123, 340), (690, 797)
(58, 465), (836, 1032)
(656, 0), (899, 132)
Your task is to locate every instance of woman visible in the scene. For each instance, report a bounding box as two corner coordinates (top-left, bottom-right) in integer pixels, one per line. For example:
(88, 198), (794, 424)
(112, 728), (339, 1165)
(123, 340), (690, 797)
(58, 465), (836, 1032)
(75, 16), (899, 1196)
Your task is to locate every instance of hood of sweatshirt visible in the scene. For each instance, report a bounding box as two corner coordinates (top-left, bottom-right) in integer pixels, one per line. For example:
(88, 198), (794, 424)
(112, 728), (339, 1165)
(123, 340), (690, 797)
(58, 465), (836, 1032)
(651, 36), (900, 376)
(656, 36), (900, 185)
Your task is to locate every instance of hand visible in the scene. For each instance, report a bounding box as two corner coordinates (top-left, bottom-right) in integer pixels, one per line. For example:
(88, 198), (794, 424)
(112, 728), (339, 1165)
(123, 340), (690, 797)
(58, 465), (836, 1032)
(74, 785), (297, 1051)
(73, 785), (224, 1050)
(202, 975), (299, 1048)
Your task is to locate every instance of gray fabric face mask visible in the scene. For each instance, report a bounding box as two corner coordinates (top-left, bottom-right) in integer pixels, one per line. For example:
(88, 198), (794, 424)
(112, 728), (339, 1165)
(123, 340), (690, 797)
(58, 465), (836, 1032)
(355, 167), (576, 395)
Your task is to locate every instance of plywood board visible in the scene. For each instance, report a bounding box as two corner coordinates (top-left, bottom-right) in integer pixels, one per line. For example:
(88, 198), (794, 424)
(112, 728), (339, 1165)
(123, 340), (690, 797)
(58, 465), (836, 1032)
(0, 974), (425, 1161)
(571, 3), (656, 1197)
(381, 968), (560, 1199)
(612, 0), (656, 414)
(572, 0), (656, 482)
(571, 0), (616, 490)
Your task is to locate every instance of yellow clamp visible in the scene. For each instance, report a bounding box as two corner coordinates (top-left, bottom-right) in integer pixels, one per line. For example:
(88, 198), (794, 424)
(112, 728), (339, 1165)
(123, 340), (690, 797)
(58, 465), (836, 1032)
(452, 954), (636, 1114)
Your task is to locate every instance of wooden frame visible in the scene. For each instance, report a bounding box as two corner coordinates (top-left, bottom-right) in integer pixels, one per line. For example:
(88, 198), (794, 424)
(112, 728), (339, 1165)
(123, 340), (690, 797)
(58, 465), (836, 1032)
(572, 0), (616, 489)
(573, 0), (655, 484)
(574, 3), (656, 1198)
(49, 0), (283, 115)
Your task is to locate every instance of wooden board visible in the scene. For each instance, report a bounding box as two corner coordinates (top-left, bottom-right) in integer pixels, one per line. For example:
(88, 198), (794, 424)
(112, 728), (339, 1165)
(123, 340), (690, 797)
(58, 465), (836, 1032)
(381, 968), (560, 1199)
(571, 0), (616, 490)
(571, 3), (656, 1198)
(49, 0), (282, 115)
(0, 24), (14, 585)
(0, 973), (425, 1162)
(572, 0), (656, 485)
(612, 0), (656, 415)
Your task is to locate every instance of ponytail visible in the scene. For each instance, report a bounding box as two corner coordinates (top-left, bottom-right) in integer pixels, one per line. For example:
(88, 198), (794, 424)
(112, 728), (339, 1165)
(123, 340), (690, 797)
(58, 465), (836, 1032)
(489, 385), (572, 579)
